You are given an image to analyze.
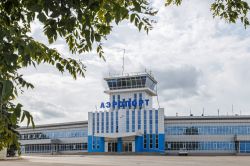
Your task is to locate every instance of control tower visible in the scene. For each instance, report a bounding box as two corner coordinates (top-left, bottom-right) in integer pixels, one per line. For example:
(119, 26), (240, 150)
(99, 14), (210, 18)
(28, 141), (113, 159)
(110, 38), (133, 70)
(88, 71), (165, 153)
(104, 72), (157, 110)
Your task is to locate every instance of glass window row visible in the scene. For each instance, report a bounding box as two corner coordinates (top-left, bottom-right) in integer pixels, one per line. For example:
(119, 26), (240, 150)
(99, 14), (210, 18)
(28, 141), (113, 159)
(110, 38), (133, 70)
(240, 141), (250, 153)
(107, 76), (147, 90)
(19, 129), (88, 140)
(165, 125), (250, 135)
(165, 141), (235, 151)
(22, 143), (87, 153)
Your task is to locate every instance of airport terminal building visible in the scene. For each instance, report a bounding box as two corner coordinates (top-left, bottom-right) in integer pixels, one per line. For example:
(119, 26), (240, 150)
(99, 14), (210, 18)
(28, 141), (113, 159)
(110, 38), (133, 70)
(18, 72), (250, 155)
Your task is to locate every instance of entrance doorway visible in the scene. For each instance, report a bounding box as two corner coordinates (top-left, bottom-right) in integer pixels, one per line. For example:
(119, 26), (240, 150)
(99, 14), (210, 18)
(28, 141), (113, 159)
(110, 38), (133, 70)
(108, 142), (117, 152)
(122, 142), (132, 152)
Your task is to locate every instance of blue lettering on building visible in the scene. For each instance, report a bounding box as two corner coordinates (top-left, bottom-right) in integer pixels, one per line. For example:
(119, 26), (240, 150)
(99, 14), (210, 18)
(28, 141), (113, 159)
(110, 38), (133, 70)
(100, 99), (149, 109)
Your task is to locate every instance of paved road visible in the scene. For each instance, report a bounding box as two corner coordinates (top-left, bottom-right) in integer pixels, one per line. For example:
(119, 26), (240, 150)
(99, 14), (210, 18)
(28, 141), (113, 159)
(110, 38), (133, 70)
(1, 155), (250, 166)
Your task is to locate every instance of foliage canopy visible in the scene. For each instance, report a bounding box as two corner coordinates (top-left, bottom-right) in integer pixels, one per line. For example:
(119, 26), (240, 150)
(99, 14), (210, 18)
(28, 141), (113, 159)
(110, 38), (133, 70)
(0, 0), (156, 151)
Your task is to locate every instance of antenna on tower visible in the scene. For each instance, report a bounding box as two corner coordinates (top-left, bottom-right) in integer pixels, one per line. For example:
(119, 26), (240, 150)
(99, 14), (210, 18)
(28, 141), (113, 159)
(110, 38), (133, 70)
(122, 49), (125, 75)
(190, 108), (193, 116)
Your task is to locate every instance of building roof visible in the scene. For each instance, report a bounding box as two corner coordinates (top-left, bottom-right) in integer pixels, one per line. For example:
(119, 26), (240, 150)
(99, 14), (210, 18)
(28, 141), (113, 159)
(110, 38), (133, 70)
(18, 120), (88, 130)
(18, 115), (250, 130)
(104, 71), (157, 84)
(165, 115), (250, 121)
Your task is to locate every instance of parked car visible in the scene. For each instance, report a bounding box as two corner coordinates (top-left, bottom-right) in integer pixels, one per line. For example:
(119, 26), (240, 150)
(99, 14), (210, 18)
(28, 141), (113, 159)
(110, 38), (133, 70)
(178, 148), (188, 156)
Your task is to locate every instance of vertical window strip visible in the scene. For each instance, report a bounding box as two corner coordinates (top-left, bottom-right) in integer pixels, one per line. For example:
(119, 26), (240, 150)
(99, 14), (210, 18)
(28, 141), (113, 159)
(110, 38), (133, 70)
(111, 112), (114, 133)
(126, 110), (130, 132)
(144, 110), (147, 149)
(101, 112), (104, 133)
(149, 110), (153, 134)
(106, 112), (109, 133)
(97, 113), (99, 133)
(138, 110), (141, 130)
(139, 93), (142, 109)
(150, 134), (153, 149)
(92, 113), (95, 134)
(132, 110), (135, 132)
(116, 111), (119, 133)
(118, 95), (120, 109)
(155, 110), (158, 134)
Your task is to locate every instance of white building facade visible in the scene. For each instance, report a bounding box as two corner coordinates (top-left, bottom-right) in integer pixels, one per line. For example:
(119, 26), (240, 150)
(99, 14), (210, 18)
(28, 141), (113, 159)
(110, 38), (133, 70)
(88, 72), (165, 153)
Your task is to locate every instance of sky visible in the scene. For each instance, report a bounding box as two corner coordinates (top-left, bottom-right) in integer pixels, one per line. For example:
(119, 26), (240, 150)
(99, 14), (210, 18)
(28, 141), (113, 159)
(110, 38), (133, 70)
(18, 0), (250, 125)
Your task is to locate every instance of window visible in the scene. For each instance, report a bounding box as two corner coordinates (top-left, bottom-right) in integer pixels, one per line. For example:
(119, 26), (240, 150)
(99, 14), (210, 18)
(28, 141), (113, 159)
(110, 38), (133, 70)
(149, 134), (153, 149)
(92, 113), (95, 133)
(97, 113), (99, 133)
(134, 93), (137, 100)
(139, 93), (142, 109)
(144, 134), (147, 149)
(129, 98), (131, 109)
(138, 110), (141, 130)
(106, 112), (109, 133)
(155, 110), (158, 134)
(107, 77), (147, 90)
(111, 112), (114, 133)
(144, 110), (147, 133)
(116, 111), (119, 133)
(101, 112), (104, 133)
(118, 95), (121, 109)
(165, 141), (235, 151)
(149, 110), (152, 134)
(112, 95), (116, 109)
(132, 110), (135, 132)
(126, 110), (130, 132)
(155, 135), (159, 149)
(19, 129), (88, 141)
(143, 110), (147, 149)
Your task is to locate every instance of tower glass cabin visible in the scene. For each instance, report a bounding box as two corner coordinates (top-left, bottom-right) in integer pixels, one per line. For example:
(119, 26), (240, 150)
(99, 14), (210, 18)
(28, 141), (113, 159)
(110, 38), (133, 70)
(88, 72), (165, 153)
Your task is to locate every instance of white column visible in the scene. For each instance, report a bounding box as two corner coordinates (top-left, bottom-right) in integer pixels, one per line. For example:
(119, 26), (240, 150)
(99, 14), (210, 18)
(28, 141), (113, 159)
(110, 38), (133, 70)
(152, 109), (156, 134)
(88, 112), (93, 135)
(105, 142), (108, 152)
(104, 111), (106, 134)
(141, 110), (144, 132)
(147, 110), (150, 134)
(114, 110), (116, 133)
(132, 141), (135, 152)
(119, 108), (126, 133)
(129, 109), (132, 133)
(94, 111), (97, 134)
(158, 108), (164, 134)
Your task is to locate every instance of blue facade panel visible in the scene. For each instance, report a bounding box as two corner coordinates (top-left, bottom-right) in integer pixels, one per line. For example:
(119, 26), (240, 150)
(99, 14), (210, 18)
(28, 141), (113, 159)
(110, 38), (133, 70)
(117, 138), (123, 152)
(240, 141), (250, 153)
(135, 136), (143, 152)
(88, 136), (105, 152)
(158, 134), (165, 153)
(134, 134), (164, 153)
